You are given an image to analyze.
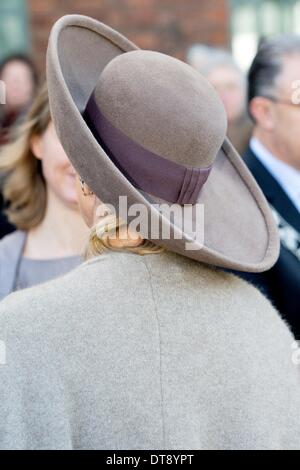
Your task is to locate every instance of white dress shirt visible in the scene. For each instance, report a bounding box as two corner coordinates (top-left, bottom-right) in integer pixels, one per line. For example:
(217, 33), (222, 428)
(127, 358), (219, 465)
(250, 137), (300, 213)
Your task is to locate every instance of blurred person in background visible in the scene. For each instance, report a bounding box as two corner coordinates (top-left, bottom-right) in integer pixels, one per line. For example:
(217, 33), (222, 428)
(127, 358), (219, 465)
(187, 45), (253, 155)
(239, 35), (300, 338)
(0, 53), (38, 145)
(0, 83), (88, 300)
(0, 13), (300, 449)
(0, 54), (39, 239)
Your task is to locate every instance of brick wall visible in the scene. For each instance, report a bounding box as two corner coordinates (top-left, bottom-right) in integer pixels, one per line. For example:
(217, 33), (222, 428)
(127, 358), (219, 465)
(28, 0), (230, 75)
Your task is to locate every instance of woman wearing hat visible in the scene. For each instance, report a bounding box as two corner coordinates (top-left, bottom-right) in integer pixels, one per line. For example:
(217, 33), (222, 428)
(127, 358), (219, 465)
(0, 15), (299, 450)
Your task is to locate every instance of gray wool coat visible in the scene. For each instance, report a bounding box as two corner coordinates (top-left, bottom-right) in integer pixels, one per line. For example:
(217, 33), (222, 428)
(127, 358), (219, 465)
(0, 231), (26, 300)
(0, 250), (300, 450)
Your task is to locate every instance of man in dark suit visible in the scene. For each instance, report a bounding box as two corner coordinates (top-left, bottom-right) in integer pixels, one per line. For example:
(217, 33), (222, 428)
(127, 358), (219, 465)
(238, 35), (300, 338)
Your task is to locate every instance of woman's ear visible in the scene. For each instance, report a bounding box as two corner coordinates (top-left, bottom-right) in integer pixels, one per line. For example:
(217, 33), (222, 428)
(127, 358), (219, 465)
(30, 134), (43, 160)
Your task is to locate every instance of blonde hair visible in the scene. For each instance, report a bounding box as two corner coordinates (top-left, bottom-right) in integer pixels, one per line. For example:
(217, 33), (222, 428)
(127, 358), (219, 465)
(85, 215), (163, 259)
(0, 83), (50, 230)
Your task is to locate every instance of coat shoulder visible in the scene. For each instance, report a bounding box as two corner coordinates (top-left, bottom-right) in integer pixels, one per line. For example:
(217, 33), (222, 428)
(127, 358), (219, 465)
(0, 250), (294, 356)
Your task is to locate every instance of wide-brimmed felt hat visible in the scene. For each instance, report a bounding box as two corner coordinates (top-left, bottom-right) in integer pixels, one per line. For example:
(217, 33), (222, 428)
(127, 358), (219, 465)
(46, 14), (279, 272)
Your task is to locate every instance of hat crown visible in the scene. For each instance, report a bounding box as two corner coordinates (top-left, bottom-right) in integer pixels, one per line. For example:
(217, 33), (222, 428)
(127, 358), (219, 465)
(92, 50), (227, 168)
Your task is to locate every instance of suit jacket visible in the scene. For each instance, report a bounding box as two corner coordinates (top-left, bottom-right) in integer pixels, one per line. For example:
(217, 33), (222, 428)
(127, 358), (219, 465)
(0, 250), (300, 450)
(237, 147), (300, 338)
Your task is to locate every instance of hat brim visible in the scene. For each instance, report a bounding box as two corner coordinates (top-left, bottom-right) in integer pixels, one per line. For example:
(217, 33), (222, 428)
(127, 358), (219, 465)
(46, 14), (279, 272)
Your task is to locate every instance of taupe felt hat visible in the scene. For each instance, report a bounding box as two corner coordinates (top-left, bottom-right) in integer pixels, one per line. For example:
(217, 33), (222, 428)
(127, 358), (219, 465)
(47, 14), (279, 272)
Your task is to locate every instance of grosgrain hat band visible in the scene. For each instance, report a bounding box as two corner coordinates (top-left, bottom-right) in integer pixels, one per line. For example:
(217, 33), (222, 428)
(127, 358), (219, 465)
(83, 93), (212, 205)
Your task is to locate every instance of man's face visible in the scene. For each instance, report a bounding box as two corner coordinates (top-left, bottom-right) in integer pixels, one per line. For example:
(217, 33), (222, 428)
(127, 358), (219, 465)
(269, 54), (300, 170)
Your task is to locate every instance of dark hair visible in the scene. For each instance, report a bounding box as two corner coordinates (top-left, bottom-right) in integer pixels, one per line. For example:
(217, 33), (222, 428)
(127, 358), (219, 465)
(0, 53), (39, 87)
(248, 34), (300, 106)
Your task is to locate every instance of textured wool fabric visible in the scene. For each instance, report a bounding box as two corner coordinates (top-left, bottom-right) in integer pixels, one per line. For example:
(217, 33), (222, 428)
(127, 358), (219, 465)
(0, 250), (299, 450)
(46, 15), (279, 273)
